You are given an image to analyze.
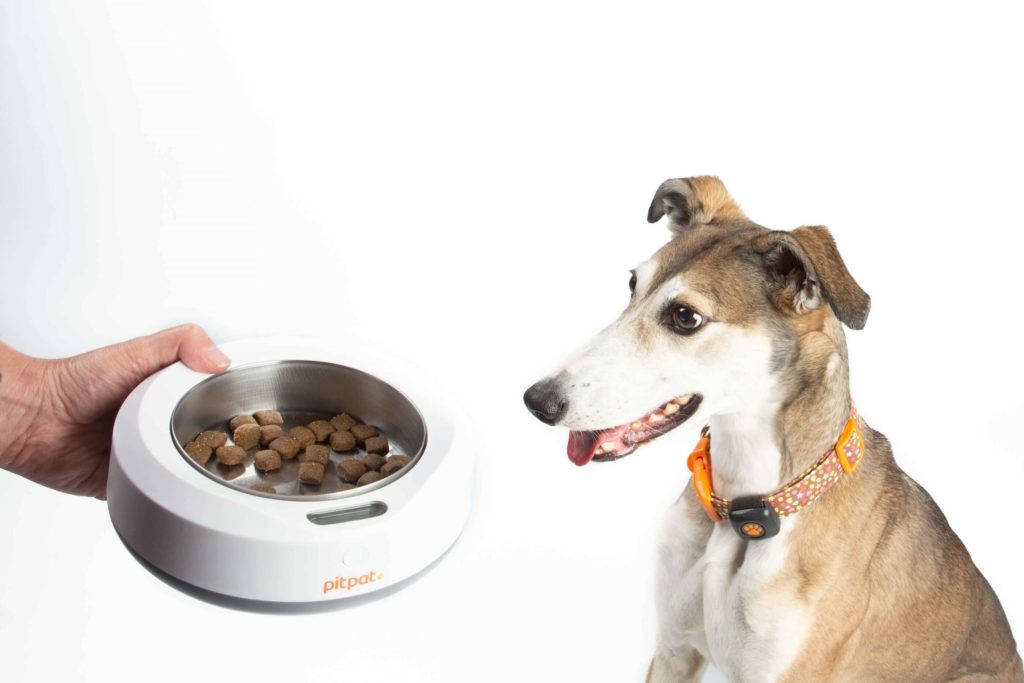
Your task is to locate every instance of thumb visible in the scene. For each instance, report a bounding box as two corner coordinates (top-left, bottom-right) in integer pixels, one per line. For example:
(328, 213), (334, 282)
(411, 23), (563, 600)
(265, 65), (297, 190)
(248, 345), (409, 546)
(111, 324), (230, 378)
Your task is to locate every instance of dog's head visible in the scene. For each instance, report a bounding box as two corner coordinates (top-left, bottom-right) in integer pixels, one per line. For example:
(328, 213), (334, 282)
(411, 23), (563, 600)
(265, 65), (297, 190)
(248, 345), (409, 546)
(524, 176), (870, 465)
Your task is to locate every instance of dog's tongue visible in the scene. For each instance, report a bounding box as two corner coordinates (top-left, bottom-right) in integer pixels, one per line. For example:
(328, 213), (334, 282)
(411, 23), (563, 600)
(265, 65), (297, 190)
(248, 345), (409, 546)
(568, 424), (635, 466)
(567, 431), (600, 466)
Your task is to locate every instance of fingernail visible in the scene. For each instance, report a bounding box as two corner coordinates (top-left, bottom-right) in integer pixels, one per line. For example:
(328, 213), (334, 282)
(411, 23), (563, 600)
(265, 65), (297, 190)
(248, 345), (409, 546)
(204, 346), (231, 370)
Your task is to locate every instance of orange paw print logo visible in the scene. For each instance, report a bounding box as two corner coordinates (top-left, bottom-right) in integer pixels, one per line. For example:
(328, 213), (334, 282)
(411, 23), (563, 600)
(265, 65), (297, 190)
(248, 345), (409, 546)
(741, 522), (765, 538)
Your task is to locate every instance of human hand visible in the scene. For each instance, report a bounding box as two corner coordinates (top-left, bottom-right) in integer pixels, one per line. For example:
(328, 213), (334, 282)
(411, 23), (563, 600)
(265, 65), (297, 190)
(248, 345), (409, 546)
(0, 324), (230, 499)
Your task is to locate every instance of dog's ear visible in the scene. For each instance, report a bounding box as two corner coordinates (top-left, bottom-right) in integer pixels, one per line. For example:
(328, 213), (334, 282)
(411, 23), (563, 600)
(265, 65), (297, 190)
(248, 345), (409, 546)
(647, 176), (747, 234)
(753, 227), (870, 330)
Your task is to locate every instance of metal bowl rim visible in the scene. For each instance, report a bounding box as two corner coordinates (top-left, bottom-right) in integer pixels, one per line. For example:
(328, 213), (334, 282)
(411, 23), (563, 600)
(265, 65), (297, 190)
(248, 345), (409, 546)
(169, 359), (429, 502)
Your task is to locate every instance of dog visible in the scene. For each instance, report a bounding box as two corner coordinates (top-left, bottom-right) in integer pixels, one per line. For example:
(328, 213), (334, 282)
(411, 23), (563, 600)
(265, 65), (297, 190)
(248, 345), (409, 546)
(523, 177), (1022, 682)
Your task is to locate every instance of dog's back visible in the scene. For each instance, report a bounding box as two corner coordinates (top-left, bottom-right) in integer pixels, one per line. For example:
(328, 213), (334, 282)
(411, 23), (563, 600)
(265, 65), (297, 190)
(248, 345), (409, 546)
(776, 427), (1022, 682)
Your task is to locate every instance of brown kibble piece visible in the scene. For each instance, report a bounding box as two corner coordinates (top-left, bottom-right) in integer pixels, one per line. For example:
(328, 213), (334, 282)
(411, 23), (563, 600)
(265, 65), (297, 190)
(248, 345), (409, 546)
(250, 483), (276, 494)
(288, 425), (316, 448)
(361, 453), (386, 471)
(254, 449), (282, 472)
(308, 420), (335, 442)
(254, 410), (284, 426)
(260, 424), (284, 446)
(338, 483), (357, 491)
(350, 424), (379, 445)
(356, 471), (384, 487)
(329, 430), (357, 452)
(298, 462), (325, 485)
(363, 436), (389, 455)
(233, 423), (261, 450)
(184, 441), (212, 466)
(337, 459), (368, 483)
(216, 444), (246, 466)
(269, 436), (301, 460)
(380, 454), (412, 477)
(300, 444), (330, 466)
(196, 430), (228, 449)
(330, 413), (358, 432)
(229, 414), (257, 430)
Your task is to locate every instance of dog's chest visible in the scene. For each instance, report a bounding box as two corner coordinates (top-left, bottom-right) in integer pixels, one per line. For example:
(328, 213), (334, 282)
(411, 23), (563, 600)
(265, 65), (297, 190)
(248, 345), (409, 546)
(655, 498), (812, 683)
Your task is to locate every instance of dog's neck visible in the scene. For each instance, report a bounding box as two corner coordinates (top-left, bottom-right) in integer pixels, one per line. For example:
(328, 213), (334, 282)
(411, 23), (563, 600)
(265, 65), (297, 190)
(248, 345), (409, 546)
(706, 323), (852, 500)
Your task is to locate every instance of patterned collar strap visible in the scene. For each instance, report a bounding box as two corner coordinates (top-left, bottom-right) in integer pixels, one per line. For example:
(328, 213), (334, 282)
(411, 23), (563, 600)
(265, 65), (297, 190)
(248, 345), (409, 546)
(686, 406), (865, 540)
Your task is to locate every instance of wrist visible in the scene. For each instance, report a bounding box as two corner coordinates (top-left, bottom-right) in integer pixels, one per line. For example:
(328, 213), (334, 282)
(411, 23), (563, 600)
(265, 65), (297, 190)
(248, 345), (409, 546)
(0, 343), (46, 471)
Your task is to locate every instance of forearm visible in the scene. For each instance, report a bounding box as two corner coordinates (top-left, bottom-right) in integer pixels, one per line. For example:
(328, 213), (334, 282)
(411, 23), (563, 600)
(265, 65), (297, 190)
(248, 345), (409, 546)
(0, 342), (46, 471)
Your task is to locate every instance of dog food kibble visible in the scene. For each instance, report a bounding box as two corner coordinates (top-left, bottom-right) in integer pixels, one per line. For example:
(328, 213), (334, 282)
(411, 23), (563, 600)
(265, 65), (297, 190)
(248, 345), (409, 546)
(380, 454), (412, 477)
(269, 436), (301, 460)
(298, 462), (326, 486)
(260, 424), (284, 446)
(350, 424), (379, 445)
(254, 410), (284, 426)
(229, 414), (257, 430)
(356, 471), (384, 487)
(199, 405), (404, 494)
(216, 444), (247, 466)
(254, 449), (282, 472)
(361, 453), (386, 471)
(288, 425), (316, 448)
(300, 444), (330, 466)
(232, 423), (261, 450)
(308, 420), (335, 442)
(364, 436), (389, 455)
(330, 413), (358, 432)
(184, 441), (213, 466)
(329, 430), (357, 452)
(337, 459), (368, 483)
(196, 430), (228, 449)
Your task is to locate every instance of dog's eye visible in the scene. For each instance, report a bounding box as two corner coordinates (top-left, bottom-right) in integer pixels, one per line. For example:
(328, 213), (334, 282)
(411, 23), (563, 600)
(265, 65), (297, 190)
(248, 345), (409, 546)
(628, 271), (637, 293)
(666, 305), (704, 334)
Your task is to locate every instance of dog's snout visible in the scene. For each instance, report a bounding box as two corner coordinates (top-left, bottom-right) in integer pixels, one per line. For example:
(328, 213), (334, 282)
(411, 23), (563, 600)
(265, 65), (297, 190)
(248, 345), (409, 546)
(523, 379), (568, 425)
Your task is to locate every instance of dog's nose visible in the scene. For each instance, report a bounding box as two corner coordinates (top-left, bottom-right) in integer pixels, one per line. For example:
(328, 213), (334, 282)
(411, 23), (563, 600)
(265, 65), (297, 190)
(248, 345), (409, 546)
(523, 379), (568, 425)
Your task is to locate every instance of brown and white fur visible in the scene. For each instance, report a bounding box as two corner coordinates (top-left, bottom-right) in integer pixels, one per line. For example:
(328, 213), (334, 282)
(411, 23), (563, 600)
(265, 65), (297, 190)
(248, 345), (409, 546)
(523, 177), (1022, 682)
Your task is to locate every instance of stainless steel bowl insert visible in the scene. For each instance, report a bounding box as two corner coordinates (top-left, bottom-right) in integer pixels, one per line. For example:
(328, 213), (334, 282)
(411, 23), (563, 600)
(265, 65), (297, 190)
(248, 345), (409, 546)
(170, 360), (427, 500)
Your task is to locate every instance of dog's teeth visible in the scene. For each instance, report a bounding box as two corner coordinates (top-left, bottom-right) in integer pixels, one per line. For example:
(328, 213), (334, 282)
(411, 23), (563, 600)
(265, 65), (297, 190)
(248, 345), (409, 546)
(601, 441), (615, 451)
(673, 395), (692, 406)
(664, 403), (680, 415)
(649, 413), (665, 423)
(631, 422), (643, 430)
(594, 444), (606, 454)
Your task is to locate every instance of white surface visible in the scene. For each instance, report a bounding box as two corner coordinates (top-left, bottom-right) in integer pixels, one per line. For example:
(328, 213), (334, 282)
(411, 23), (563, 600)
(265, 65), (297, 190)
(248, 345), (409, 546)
(1, 2), (1022, 682)
(108, 338), (473, 602)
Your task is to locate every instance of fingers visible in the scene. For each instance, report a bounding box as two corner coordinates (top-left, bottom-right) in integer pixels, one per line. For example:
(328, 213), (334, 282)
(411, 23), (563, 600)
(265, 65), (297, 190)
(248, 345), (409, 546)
(168, 324), (231, 374)
(114, 324), (230, 379)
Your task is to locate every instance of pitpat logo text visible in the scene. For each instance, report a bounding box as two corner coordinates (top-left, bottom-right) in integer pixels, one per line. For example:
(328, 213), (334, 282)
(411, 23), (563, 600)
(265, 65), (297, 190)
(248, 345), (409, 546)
(322, 571), (384, 595)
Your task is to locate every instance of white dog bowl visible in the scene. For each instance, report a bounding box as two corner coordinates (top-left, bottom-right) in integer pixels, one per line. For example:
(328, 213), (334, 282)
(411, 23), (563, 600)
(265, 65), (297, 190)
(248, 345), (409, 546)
(107, 338), (474, 604)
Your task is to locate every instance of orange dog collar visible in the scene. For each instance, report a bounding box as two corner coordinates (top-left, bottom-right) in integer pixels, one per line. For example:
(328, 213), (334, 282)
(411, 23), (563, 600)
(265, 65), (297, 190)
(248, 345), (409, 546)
(686, 406), (865, 540)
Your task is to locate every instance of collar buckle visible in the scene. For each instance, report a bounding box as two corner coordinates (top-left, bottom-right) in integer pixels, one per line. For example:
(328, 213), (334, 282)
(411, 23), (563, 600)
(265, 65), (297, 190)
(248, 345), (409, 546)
(687, 432), (721, 522)
(727, 495), (780, 540)
(835, 416), (864, 474)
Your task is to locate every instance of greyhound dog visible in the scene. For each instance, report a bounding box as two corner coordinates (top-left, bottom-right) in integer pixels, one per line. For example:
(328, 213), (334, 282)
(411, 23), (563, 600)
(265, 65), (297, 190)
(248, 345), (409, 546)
(523, 177), (1021, 682)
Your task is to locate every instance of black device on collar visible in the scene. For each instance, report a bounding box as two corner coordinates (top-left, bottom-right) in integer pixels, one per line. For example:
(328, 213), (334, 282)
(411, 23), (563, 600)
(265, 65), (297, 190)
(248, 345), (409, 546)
(727, 495), (781, 540)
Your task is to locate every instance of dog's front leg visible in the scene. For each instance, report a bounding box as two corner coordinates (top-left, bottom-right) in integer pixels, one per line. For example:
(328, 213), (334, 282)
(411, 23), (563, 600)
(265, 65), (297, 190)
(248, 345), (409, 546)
(646, 646), (707, 683)
(649, 491), (715, 683)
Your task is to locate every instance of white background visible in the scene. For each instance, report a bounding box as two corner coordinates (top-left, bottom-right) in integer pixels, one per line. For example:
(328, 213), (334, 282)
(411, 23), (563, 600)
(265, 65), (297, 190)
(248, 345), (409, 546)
(2, 2), (1022, 681)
